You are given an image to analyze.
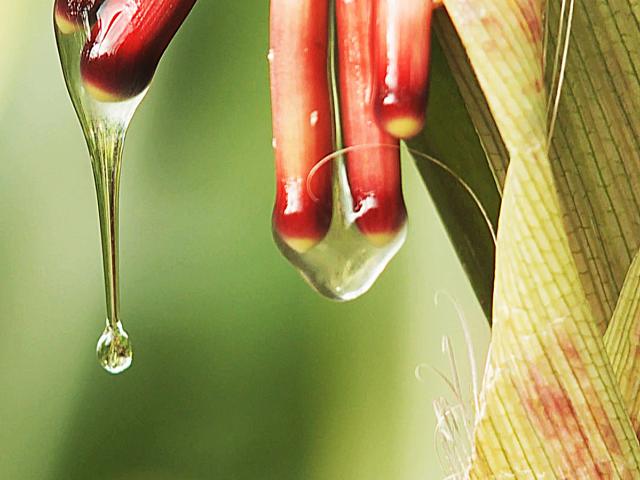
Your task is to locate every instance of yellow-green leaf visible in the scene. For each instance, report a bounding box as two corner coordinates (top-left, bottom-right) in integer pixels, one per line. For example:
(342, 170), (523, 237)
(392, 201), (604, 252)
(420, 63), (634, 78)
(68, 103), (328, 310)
(438, 0), (640, 476)
(432, 1), (640, 336)
(605, 251), (640, 439)
(432, 9), (509, 191)
(547, 0), (640, 332)
(409, 42), (500, 319)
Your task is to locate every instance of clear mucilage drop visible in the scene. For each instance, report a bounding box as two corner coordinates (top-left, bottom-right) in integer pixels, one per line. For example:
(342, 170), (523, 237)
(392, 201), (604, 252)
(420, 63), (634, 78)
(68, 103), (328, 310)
(54, 0), (196, 373)
(54, 4), (143, 374)
(269, 0), (408, 301)
(274, 155), (407, 301)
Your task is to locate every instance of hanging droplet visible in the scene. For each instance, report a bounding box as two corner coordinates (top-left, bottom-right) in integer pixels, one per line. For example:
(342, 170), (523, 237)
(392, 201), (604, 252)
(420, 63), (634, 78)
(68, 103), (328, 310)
(278, 0), (407, 301)
(54, 0), (197, 373)
(55, 1), (141, 374)
(269, 0), (407, 301)
(97, 321), (133, 374)
(274, 155), (407, 301)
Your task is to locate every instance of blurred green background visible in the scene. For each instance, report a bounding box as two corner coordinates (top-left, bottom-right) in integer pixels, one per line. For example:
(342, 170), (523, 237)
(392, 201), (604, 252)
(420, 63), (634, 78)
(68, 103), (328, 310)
(0, 2), (489, 479)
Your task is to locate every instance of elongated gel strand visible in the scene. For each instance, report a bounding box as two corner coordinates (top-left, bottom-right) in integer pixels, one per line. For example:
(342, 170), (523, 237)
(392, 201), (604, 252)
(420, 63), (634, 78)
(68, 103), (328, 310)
(81, 0), (197, 102)
(373, 0), (435, 139)
(336, 0), (407, 245)
(269, 0), (334, 253)
(54, 0), (102, 34)
(55, 0), (199, 373)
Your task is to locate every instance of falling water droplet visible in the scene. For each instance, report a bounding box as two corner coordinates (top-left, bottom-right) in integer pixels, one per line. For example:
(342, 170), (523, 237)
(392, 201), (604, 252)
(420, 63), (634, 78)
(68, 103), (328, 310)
(55, 5), (145, 373)
(274, 156), (406, 301)
(97, 321), (133, 374)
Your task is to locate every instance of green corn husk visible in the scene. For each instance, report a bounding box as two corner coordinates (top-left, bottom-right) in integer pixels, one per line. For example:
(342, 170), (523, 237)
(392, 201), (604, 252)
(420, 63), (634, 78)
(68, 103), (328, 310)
(435, 0), (640, 477)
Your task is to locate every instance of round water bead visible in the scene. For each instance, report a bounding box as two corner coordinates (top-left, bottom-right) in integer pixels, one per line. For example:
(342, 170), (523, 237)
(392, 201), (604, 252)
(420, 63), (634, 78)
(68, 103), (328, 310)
(97, 322), (133, 374)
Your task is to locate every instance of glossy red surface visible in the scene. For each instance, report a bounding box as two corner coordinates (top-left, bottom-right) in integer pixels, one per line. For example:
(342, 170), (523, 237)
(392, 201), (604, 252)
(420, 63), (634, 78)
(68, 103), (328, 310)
(373, 0), (434, 139)
(80, 0), (197, 101)
(336, 0), (407, 240)
(270, 0), (334, 251)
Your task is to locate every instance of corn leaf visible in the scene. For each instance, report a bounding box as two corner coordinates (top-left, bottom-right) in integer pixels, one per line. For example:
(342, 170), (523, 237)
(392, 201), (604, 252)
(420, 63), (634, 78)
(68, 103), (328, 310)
(551, 0), (640, 455)
(605, 251), (640, 439)
(437, 0), (640, 477)
(545, 0), (640, 333)
(409, 35), (501, 320)
(429, 0), (640, 336)
(432, 9), (509, 191)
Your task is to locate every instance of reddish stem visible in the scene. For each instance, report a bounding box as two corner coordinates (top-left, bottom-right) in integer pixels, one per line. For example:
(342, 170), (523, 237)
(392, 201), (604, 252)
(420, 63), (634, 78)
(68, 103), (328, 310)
(270, 0), (334, 253)
(336, 0), (407, 244)
(372, 0), (434, 139)
(80, 0), (197, 102)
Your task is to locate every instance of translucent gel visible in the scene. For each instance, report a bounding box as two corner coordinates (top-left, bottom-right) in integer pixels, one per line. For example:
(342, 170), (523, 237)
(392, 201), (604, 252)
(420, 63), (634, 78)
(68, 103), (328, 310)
(274, 157), (407, 301)
(55, 14), (146, 374)
(97, 320), (133, 374)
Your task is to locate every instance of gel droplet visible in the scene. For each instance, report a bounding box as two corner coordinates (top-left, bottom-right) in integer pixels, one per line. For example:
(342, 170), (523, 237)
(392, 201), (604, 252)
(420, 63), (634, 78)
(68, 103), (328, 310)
(97, 321), (133, 374)
(274, 157), (406, 301)
(55, 6), (144, 373)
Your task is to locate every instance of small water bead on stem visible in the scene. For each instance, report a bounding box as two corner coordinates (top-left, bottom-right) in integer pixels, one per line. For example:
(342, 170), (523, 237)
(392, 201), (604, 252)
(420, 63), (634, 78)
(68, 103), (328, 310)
(80, 0), (197, 102)
(269, 0), (334, 253)
(54, 0), (198, 373)
(336, 0), (408, 245)
(372, 0), (436, 139)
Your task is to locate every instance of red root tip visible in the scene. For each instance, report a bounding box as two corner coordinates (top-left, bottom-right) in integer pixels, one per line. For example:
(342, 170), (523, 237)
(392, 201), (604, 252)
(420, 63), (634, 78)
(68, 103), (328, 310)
(270, 0), (334, 253)
(80, 0), (197, 102)
(337, 0), (407, 244)
(372, 0), (435, 139)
